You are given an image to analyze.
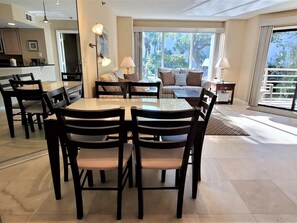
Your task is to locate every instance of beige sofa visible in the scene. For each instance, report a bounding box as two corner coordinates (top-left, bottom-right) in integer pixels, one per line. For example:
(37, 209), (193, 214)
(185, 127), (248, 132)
(157, 68), (210, 98)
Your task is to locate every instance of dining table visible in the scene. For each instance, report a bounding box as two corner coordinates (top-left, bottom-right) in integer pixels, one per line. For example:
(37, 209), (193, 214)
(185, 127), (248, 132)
(2, 80), (82, 138)
(44, 97), (204, 200)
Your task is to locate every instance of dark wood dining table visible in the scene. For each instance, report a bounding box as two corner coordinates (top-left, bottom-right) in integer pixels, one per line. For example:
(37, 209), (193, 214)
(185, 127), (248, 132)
(44, 98), (204, 200)
(2, 80), (82, 138)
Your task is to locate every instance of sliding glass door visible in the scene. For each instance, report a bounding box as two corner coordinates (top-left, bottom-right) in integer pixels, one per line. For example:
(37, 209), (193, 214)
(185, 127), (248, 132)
(259, 29), (297, 111)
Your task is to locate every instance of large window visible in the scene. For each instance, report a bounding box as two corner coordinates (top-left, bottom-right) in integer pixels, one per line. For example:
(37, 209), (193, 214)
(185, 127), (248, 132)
(142, 32), (214, 80)
(260, 29), (297, 110)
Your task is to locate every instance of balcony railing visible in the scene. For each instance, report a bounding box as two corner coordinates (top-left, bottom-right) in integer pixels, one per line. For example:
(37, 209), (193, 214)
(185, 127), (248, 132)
(259, 68), (297, 109)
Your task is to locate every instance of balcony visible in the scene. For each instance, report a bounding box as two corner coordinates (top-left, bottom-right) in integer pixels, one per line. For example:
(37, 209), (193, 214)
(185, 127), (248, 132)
(258, 68), (297, 110)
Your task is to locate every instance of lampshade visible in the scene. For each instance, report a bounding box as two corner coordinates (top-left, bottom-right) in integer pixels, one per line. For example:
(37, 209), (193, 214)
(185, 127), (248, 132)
(92, 23), (104, 35)
(101, 57), (111, 67)
(120, 57), (135, 68)
(98, 54), (111, 67)
(202, 58), (210, 67)
(215, 58), (230, 68)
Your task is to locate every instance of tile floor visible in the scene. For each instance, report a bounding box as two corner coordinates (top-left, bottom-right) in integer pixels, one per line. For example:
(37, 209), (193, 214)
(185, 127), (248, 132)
(0, 100), (297, 222)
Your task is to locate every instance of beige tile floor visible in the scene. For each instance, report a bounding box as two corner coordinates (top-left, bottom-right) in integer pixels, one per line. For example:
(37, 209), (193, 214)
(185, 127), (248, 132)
(0, 100), (297, 222)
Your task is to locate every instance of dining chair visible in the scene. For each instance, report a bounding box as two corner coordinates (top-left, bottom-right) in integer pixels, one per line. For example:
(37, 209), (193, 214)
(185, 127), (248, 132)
(95, 81), (128, 98)
(0, 74), (20, 138)
(61, 72), (83, 102)
(54, 107), (133, 220)
(15, 73), (35, 81)
(43, 87), (107, 182)
(131, 106), (200, 219)
(9, 79), (49, 139)
(128, 81), (161, 98)
(66, 84), (83, 103)
(61, 72), (82, 81)
(161, 88), (217, 198)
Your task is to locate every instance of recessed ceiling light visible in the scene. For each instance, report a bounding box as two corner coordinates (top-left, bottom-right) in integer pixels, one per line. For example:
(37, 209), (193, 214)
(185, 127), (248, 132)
(55, 0), (59, 5)
(8, 22), (15, 26)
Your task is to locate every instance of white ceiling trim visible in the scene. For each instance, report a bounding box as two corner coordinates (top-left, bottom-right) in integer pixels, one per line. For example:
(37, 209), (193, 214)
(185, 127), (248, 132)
(133, 26), (225, 33)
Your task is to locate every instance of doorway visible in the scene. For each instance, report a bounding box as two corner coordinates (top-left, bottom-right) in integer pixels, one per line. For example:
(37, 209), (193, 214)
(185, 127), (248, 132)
(56, 30), (82, 74)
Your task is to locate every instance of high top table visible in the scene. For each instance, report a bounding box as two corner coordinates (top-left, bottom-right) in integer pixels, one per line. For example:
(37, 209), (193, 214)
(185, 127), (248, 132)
(44, 98), (204, 200)
(2, 80), (82, 138)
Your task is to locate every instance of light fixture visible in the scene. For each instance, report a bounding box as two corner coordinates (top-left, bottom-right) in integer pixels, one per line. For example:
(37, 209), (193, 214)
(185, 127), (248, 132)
(98, 54), (111, 67)
(92, 23), (103, 35)
(120, 57), (135, 74)
(55, 0), (59, 5)
(42, 0), (49, 23)
(215, 57), (230, 83)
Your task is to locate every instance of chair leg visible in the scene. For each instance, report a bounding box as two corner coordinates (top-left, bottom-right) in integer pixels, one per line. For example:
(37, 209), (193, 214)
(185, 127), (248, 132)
(100, 170), (106, 183)
(37, 114), (42, 130)
(136, 164), (144, 219)
(117, 171), (123, 220)
(70, 162), (84, 219)
(22, 113), (30, 139)
(87, 170), (94, 187)
(176, 168), (187, 219)
(60, 141), (69, 182)
(161, 170), (166, 183)
(28, 113), (35, 132)
(128, 157), (133, 187)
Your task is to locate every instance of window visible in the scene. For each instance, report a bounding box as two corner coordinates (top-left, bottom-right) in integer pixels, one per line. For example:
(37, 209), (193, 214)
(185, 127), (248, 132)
(260, 28), (297, 110)
(141, 31), (215, 80)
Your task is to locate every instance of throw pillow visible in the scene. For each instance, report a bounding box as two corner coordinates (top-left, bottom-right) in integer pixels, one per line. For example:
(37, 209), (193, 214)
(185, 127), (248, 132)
(175, 74), (187, 86)
(160, 71), (175, 86)
(99, 73), (121, 92)
(99, 73), (117, 82)
(124, 73), (139, 82)
(118, 77), (129, 82)
(187, 71), (203, 86)
(113, 69), (124, 79)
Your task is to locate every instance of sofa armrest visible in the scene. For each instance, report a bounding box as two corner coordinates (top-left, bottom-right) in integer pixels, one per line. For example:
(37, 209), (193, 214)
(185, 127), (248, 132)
(201, 79), (210, 89)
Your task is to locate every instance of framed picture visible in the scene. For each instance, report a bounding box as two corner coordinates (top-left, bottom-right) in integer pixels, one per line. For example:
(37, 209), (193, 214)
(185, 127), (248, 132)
(28, 40), (38, 51)
(96, 28), (109, 57)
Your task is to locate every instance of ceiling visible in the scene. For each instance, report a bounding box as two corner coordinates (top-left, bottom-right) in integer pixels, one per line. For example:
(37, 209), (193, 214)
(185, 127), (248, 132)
(0, 0), (297, 25)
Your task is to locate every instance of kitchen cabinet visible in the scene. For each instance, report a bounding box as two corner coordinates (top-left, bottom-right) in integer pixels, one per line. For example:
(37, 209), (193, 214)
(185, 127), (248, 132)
(1, 29), (22, 55)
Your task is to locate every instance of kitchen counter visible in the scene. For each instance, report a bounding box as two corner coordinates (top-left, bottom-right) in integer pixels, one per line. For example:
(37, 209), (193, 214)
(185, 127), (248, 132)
(0, 64), (55, 68)
(0, 65), (56, 82)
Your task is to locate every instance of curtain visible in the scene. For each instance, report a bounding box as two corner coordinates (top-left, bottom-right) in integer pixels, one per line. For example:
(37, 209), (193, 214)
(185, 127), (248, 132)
(248, 25), (274, 106)
(134, 32), (142, 80)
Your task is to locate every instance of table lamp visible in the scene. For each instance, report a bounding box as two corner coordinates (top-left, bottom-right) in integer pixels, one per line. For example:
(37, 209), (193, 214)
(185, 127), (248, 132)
(120, 57), (135, 74)
(215, 57), (230, 83)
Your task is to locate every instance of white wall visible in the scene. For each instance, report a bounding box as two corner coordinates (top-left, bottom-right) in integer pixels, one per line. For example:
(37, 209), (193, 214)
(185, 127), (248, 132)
(77, 0), (118, 97)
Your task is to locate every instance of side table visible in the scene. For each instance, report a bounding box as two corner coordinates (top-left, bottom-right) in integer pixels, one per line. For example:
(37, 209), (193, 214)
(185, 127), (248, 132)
(210, 81), (236, 104)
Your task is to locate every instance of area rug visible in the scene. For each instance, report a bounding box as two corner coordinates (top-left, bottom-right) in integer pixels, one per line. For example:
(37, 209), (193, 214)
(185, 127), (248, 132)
(248, 106), (297, 119)
(206, 112), (250, 136)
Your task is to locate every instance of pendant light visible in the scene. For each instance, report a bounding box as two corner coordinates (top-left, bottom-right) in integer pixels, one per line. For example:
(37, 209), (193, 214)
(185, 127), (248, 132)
(43, 0), (49, 23)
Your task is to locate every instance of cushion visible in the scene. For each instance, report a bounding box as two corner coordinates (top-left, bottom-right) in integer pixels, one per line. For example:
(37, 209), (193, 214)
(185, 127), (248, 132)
(99, 73), (121, 92)
(100, 73), (118, 82)
(124, 73), (139, 82)
(113, 69), (124, 79)
(175, 74), (187, 86)
(187, 71), (203, 86)
(118, 77), (129, 83)
(160, 71), (175, 86)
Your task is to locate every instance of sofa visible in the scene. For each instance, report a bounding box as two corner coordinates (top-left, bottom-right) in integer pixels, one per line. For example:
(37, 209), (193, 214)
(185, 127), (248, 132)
(157, 67), (210, 98)
(98, 70), (160, 98)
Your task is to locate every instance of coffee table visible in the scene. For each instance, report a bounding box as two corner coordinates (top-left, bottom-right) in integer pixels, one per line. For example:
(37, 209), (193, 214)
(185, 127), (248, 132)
(173, 89), (201, 106)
